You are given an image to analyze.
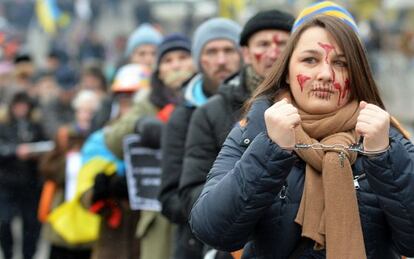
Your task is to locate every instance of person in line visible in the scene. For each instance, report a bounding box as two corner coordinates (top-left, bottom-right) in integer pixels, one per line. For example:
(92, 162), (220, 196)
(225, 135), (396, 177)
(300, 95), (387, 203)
(103, 33), (195, 259)
(179, 9), (294, 227)
(124, 23), (162, 69)
(189, 2), (414, 258)
(84, 64), (151, 259)
(159, 17), (242, 259)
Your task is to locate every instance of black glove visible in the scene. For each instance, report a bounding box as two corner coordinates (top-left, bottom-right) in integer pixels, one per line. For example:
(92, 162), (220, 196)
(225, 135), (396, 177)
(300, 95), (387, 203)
(135, 116), (164, 149)
(92, 173), (129, 203)
(91, 173), (111, 203)
(108, 174), (129, 199)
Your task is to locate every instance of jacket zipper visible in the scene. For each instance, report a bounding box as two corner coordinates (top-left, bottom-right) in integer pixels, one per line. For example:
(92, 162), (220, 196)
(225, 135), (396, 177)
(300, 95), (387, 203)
(279, 185), (287, 200)
(353, 173), (366, 190)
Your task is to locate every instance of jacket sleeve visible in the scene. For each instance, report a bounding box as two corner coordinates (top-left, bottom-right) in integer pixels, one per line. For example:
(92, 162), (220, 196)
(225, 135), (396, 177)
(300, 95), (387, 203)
(104, 92), (157, 159)
(363, 131), (414, 256)
(179, 106), (219, 217)
(158, 107), (189, 224)
(189, 125), (296, 252)
(0, 143), (17, 159)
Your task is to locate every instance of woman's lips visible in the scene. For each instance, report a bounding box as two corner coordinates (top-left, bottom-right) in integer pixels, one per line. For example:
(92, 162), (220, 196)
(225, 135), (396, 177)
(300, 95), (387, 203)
(312, 89), (334, 94)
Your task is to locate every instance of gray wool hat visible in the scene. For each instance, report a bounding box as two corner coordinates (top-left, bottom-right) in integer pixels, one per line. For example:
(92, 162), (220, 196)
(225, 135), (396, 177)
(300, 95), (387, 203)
(192, 17), (242, 70)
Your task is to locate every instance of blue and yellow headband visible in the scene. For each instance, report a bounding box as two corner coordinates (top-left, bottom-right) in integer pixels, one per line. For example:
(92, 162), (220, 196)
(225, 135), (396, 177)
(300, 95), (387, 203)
(292, 1), (358, 33)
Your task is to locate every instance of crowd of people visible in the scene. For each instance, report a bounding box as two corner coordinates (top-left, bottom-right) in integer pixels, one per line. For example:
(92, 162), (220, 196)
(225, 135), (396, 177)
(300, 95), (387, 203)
(0, 1), (413, 259)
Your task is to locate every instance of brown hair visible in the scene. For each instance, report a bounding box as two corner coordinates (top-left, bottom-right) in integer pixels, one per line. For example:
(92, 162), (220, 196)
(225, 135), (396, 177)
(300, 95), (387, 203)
(243, 15), (409, 138)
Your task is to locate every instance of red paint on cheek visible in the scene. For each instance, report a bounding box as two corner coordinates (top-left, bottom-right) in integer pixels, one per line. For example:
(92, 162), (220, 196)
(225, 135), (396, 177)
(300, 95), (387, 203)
(318, 42), (335, 64)
(296, 74), (311, 92)
(333, 82), (342, 106)
(342, 78), (350, 99)
(254, 52), (264, 62)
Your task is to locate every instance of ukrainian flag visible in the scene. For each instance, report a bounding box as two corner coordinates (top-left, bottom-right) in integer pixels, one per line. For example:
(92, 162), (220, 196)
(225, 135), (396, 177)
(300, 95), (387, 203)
(47, 129), (124, 244)
(77, 129), (125, 195)
(36, 0), (70, 35)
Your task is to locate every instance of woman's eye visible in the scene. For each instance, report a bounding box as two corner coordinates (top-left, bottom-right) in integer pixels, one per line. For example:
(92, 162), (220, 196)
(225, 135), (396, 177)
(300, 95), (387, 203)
(302, 57), (317, 64)
(333, 60), (347, 67)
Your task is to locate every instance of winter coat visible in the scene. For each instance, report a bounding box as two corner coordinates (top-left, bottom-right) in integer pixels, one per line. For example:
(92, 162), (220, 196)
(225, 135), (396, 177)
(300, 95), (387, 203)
(158, 73), (208, 259)
(159, 73), (208, 222)
(190, 99), (414, 259)
(179, 70), (250, 216)
(0, 117), (45, 189)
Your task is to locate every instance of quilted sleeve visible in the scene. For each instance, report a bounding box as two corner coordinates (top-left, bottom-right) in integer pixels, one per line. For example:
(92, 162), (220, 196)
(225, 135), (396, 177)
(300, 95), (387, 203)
(189, 125), (296, 252)
(363, 132), (414, 256)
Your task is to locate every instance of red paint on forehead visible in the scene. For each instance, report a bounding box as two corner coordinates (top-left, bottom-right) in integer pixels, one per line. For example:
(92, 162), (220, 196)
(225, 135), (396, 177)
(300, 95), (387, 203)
(273, 34), (280, 44)
(318, 42), (335, 64)
(297, 74), (311, 92)
(271, 34), (282, 57)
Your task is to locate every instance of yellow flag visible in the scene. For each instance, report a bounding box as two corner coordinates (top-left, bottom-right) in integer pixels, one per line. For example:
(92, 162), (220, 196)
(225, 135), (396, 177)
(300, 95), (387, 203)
(219, 0), (245, 20)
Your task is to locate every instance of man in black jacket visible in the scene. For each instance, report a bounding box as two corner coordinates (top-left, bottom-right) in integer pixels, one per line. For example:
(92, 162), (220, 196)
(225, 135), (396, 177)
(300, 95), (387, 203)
(159, 17), (242, 259)
(178, 9), (294, 254)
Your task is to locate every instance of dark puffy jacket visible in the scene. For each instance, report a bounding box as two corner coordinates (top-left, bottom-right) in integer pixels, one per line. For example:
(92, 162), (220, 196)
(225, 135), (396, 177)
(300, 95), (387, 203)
(179, 70), (250, 216)
(190, 99), (414, 259)
(159, 74), (207, 259)
(159, 73), (205, 224)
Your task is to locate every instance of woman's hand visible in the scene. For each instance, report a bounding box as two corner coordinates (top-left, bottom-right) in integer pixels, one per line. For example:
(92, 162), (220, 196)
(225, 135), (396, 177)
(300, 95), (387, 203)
(356, 101), (390, 152)
(264, 98), (301, 149)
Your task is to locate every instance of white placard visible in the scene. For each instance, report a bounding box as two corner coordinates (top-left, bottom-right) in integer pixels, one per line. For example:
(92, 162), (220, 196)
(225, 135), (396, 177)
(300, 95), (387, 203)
(123, 134), (162, 211)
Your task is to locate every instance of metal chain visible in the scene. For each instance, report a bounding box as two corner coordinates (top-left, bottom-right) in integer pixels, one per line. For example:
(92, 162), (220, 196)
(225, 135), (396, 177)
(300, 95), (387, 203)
(294, 142), (389, 156)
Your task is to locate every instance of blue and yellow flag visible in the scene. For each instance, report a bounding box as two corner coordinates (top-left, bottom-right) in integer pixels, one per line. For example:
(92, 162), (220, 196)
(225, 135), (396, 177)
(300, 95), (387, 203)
(36, 0), (71, 35)
(47, 129), (125, 245)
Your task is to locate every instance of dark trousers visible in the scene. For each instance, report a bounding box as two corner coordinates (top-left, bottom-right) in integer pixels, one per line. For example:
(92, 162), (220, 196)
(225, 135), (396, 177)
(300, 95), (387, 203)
(49, 245), (92, 259)
(0, 186), (41, 259)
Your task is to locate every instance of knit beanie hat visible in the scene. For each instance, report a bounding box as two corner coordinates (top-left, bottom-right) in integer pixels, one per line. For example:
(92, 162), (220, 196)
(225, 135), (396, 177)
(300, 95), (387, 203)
(156, 33), (191, 65)
(192, 17), (241, 70)
(240, 10), (295, 46)
(292, 1), (358, 33)
(125, 23), (163, 58)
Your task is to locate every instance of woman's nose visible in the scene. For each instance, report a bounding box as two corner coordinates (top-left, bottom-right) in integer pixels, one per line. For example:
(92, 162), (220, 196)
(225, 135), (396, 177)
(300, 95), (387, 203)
(316, 62), (334, 82)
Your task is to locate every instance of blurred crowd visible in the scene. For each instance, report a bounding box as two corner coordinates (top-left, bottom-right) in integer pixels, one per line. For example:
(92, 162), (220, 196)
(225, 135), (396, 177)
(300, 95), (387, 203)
(0, 1), (413, 259)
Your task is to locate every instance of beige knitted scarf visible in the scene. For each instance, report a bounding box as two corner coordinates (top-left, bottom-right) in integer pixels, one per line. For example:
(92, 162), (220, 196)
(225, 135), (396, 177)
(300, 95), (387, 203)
(280, 94), (366, 258)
